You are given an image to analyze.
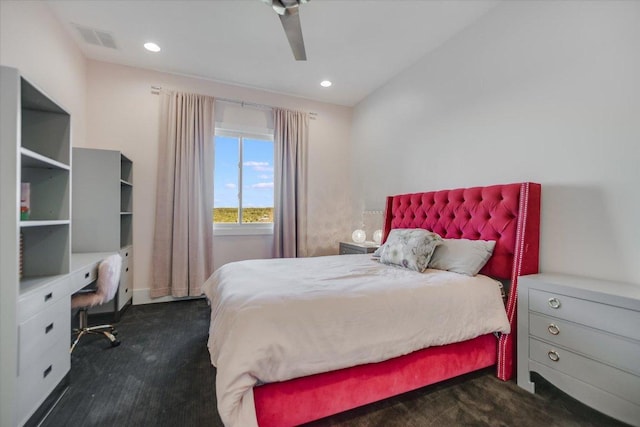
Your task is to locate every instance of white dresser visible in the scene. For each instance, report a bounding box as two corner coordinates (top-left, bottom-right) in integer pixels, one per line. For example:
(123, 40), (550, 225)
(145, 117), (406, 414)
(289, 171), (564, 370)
(517, 273), (640, 426)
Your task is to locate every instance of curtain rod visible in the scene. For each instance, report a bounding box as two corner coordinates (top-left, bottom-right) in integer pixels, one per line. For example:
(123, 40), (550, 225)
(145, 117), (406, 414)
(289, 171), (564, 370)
(150, 85), (317, 118)
(217, 97), (272, 111)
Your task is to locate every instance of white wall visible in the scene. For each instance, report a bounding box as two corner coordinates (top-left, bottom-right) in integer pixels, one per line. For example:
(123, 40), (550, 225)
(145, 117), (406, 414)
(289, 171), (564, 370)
(0, 1), (87, 146)
(352, 1), (640, 285)
(84, 60), (353, 303)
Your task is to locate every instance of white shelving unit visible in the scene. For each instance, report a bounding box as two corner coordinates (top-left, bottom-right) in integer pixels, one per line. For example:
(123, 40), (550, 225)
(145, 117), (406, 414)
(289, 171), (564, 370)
(72, 148), (133, 317)
(1, 66), (72, 427)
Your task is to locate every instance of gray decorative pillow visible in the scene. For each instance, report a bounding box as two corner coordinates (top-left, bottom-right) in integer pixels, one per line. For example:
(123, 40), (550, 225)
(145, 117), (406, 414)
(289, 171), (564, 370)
(428, 238), (496, 276)
(379, 229), (442, 272)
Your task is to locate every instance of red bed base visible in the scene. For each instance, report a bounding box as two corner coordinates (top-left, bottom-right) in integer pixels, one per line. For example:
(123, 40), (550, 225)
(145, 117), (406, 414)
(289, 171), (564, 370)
(255, 334), (497, 426)
(254, 182), (541, 426)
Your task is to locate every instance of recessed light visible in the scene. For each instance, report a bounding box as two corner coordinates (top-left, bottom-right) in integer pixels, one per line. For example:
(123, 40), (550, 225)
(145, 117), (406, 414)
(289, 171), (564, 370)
(320, 80), (332, 88)
(144, 42), (161, 52)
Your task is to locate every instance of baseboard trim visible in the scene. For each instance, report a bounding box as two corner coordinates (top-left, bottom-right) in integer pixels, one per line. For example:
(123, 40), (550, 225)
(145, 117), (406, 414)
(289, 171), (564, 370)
(132, 288), (204, 305)
(28, 372), (69, 427)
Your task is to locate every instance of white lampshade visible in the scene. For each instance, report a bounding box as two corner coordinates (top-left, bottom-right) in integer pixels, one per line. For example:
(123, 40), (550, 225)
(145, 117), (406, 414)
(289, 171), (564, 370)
(351, 229), (366, 243)
(372, 229), (382, 245)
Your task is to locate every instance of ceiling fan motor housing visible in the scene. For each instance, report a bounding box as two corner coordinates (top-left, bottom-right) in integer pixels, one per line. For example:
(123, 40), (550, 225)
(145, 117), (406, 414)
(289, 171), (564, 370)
(264, 0), (308, 15)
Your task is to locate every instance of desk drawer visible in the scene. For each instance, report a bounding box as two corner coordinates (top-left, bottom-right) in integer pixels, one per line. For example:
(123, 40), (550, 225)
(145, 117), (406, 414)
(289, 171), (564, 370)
(18, 276), (70, 324)
(118, 261), (132, 311)
(119, 246), (132, 262)
(18, 297), (70, 375)
(529, 289), (640, 341)
(17, 339), (69, 425)
(118, 246), (133, 310)
(529, 337), (640, 405)
(72, 261), (99, 291)
(529, 313), (640, 376)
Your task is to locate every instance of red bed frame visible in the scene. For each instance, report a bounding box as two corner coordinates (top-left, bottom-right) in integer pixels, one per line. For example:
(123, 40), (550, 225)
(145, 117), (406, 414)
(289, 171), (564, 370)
(254, 182), (541, 426)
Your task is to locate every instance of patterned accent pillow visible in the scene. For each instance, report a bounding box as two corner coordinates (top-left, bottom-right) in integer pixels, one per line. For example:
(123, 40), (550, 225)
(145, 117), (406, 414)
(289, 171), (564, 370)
(379, 229), (442, 272)
(428, 238), (496, 276)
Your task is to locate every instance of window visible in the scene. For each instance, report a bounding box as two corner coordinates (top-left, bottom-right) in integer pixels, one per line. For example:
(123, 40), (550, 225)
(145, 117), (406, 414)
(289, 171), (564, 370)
(213, 130), (274, 233)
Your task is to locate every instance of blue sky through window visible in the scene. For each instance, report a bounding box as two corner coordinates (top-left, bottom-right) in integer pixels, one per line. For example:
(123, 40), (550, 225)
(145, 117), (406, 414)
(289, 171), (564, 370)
(214, 135), (274, 208)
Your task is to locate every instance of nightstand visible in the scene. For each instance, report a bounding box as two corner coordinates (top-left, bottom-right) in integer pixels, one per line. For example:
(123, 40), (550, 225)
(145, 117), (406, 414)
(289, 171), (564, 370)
(517, 273), (640, 426)
(339, 241), (379, 255)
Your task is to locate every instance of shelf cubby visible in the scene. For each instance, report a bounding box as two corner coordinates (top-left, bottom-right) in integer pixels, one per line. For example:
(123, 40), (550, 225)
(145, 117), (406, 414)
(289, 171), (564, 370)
(20, 78), (70, 167)
(20, 166), (70, 221)
(120, 214), (133, 248)
(120, 154), (133, 183)
(120, 182), (133, 213)
(19, 223), (70, 280)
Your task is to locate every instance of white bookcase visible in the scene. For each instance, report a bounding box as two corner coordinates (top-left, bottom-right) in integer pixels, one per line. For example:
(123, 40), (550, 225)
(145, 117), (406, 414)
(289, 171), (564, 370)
(72, 147), (133, 317)
(1, 66), (72, 426)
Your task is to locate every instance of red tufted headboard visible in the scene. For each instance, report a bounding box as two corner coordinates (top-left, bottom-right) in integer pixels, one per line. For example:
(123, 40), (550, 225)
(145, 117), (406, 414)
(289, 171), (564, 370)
(382, 182), (541, 380)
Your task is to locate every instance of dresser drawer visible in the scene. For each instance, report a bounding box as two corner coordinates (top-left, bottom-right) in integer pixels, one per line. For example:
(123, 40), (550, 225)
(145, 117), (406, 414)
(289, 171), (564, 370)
(18, 296), (70, 376)
(529, 288), (640, 341)
(529, 313), (640, 376)
(17, 339), (69, 426)
(18, 276), (70, 324)
(529, 337), (640, 406)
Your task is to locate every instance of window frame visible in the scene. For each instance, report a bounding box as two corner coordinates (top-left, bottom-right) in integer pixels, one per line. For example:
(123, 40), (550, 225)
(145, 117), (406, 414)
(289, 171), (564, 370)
(213, 127), (275, 236)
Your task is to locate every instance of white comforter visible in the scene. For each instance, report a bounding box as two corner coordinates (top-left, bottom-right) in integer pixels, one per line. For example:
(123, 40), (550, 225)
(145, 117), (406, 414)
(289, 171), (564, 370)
(203, 254), (510, 427)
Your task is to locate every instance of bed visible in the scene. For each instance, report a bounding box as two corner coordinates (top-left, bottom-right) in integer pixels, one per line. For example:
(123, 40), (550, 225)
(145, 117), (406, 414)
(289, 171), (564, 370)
(203, 182), (541, 427)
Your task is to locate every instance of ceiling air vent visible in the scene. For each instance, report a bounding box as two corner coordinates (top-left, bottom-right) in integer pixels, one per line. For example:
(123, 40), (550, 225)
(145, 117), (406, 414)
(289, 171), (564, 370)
(72, 23), (118, 49)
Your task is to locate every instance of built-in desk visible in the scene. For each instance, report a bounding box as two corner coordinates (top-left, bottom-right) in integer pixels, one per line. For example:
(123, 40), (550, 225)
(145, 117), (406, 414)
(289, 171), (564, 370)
(16, 252), (117, 427)
(70, 252), (117, 294)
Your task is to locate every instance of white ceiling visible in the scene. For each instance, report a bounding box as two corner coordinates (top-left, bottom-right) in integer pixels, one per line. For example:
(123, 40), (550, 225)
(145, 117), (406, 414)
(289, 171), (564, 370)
(48, 0), (500, 106)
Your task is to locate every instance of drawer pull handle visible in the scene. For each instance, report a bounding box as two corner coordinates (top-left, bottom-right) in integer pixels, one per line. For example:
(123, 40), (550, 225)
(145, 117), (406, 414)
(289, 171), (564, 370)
(125, 252), (128, 257)
(85, 272), (90, 279)
(44, 292), (53, 302)
(547, 324), (560, 335)
(43, 365), (52, 378)
(548, 297), (561, 309)
(126, 267), (129, 272)
(45, 323), (54, 334)
(548, 350), (560, 362)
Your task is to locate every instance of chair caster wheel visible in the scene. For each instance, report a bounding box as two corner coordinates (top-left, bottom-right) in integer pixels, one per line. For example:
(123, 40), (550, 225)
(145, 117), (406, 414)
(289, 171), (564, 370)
(111, 340), (121, 347)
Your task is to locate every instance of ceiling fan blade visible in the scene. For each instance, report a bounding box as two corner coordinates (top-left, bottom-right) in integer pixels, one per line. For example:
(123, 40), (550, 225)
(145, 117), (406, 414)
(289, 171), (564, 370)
(278, 9), (307, 61)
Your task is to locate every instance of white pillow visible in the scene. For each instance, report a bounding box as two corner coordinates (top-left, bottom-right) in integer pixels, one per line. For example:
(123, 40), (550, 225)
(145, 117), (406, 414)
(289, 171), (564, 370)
(378, 228), (442, 272)
(428, 239), (496, 276)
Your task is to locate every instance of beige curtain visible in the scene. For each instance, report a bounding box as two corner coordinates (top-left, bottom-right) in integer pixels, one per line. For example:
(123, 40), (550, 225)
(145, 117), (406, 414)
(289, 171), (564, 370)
(273, 108), (309, 258)
(151, 91), (214, 297)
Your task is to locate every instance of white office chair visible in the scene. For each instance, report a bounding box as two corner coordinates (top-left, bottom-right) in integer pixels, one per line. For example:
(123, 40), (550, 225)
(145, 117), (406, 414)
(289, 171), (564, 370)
(70, 254), (122, 353)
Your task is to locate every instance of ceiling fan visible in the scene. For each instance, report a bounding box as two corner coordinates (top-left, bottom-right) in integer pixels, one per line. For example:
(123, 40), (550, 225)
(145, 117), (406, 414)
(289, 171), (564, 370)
(262, 0), (310, 61)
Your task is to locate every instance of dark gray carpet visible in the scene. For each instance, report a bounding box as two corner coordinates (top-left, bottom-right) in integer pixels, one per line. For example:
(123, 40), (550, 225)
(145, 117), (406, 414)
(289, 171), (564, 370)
(42, 299), (628, 427)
